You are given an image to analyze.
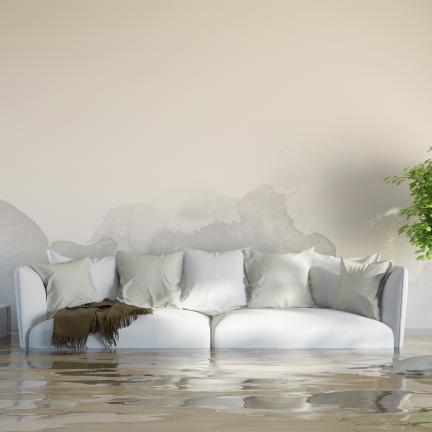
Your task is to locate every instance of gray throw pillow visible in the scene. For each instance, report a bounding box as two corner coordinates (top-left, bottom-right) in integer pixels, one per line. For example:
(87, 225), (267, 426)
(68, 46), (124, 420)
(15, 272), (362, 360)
(32, 257), (101, 317)
(309, 252), (381, 309)
(116, 250), (184, 308)
(309, 267), (340, 308)
(244, 248), (316, 308)
(334, 258), (392, 320)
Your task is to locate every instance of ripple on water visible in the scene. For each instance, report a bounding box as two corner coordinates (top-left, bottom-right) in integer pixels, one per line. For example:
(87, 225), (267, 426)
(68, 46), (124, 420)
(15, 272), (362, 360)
(1, 334), (432, 431)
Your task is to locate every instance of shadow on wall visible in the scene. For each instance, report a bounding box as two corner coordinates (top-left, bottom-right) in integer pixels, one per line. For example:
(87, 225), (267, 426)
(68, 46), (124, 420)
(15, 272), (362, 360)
(0, 185), (335, 330)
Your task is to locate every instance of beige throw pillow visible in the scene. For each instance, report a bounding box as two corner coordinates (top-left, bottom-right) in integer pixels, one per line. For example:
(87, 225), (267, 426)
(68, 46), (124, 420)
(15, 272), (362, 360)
(32, 257), (101, 317)
(46, 249), (119, 299)
(116, 250), (184, 308)
(244, 248), (316, 308)
(334, 258), (392, 320)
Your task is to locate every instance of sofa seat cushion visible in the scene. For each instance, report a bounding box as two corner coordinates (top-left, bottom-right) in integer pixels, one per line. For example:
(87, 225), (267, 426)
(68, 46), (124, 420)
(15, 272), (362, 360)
(212, 308), (394, 349)
(29, 308), (210, 350)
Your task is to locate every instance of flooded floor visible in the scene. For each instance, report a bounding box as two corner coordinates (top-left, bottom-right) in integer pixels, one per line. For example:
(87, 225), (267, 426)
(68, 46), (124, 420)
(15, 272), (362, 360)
(1, 332), (432, 431)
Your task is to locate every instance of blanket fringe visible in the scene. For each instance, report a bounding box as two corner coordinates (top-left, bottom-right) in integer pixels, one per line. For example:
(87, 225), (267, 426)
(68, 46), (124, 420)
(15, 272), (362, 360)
(51, 334), (89, 350)
(100, 307), (152, 347)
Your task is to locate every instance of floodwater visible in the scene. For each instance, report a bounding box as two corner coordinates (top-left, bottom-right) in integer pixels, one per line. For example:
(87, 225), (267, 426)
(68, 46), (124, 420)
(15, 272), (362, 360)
(0, 332), (432, 431)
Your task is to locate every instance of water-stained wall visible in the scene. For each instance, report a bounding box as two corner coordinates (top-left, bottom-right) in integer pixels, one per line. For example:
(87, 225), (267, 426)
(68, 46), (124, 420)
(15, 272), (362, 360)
(1, 0), (432, 329)
(1, 184), (431, 330)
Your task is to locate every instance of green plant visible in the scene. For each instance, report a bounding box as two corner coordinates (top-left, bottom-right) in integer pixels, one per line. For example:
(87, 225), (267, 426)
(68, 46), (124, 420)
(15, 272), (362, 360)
(386, 148), (432, 260)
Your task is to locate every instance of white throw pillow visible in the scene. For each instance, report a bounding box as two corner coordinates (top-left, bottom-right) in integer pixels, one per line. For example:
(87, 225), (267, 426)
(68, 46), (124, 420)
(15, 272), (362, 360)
(116, 250), (184, 308)
(244, 248), (316, 308)
(32, 257), (101, 317)
(335, 258), (392, 320)
(181, 249), (247, 315)
(309, 251), (380, 308)
(46, 249), (118, 299)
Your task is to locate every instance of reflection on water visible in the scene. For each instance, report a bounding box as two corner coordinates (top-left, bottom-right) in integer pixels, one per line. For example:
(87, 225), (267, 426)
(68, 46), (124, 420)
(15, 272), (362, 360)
(184, 391), (412, 413)
(391, 355), (432, 375)
(0, 332), (432, 431)
(307, 390), (412, 413)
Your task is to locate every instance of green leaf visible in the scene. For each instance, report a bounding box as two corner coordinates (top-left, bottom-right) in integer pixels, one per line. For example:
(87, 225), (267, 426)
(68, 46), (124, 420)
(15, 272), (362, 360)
(387, 147), (432, 260)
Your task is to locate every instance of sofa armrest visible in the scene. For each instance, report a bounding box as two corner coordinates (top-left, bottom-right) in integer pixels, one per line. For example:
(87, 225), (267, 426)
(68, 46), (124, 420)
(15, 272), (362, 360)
(15, 266), (48, 349)
(381, 266), (408, 349)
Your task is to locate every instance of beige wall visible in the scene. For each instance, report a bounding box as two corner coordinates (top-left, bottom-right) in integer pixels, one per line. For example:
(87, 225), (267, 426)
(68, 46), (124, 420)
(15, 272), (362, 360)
(1, 0), (432, 328)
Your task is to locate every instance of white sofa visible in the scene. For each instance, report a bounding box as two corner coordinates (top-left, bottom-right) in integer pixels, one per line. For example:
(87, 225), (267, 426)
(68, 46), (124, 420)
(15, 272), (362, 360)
(15, 265), (408, 351)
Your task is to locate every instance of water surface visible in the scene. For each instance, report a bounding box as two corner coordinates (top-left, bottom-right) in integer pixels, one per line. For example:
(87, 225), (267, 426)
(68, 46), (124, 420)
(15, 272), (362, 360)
(1, 332), (432, 431)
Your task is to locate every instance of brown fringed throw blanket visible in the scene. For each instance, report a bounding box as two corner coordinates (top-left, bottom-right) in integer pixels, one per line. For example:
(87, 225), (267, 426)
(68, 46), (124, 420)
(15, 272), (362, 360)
(52, 299), (152, 349)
